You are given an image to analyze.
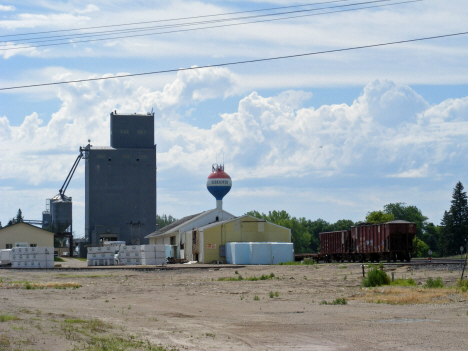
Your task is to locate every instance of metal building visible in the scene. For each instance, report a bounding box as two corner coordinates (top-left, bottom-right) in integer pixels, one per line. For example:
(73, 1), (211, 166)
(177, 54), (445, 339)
(85, 111), (157, 245)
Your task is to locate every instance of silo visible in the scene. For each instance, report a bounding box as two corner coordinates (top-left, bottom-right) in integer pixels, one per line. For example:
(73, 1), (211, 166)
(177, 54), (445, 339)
(50, 194), (72, 233)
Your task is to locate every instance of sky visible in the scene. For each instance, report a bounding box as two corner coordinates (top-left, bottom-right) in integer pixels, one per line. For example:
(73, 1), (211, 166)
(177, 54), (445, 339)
(1, 0), (468, 238)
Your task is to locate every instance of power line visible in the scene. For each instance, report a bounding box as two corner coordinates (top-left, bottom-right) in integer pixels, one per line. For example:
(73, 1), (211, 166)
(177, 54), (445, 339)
(0, 0), (394, 46)
(1, 30), (466, 92)
(0, 0), (419, 52)
(0, 0), (353, 39)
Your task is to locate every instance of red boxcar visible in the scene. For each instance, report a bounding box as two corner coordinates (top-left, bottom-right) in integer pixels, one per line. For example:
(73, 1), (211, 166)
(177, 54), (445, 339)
(319, 230), (352, 262)
(320, 220), (416, 263)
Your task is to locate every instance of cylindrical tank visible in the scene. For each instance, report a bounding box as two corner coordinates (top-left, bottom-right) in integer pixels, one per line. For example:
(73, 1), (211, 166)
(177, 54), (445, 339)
(50, 194), (72, 233)
(206, 164), (232, 209)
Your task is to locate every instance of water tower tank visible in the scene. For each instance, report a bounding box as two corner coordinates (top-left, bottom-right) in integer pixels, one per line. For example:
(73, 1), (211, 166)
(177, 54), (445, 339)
(206, 164), (232, 209)
(50, 194), (72, 233)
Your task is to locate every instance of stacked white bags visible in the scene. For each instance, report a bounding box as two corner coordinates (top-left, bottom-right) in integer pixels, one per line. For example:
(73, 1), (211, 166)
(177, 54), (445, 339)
(140, 244), (166, 265)
(116, 245), (141, 265)
(10, 247), (54, 268)
(87, 245), (115, 266)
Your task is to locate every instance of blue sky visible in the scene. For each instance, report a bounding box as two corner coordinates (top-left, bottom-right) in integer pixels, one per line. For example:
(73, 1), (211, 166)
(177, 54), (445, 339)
(1, 0), (468, 237)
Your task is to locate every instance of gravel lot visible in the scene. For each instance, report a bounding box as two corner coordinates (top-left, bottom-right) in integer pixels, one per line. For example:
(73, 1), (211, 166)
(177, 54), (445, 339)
(0, 262), (467, 350)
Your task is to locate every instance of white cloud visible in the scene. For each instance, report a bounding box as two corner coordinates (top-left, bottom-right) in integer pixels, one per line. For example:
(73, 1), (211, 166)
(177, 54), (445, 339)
(2, 68), (468, 230)
(0, 5), (15, 11)
(0, 42), (39, 59)
(73, 5), (99, 14)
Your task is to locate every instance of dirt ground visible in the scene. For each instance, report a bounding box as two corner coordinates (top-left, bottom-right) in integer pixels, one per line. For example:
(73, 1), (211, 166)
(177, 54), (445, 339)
(0, 261), (467, 351)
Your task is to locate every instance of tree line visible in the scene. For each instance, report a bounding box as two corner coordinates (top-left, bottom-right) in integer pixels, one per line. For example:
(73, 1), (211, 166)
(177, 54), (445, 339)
(247, 181), (468, 257)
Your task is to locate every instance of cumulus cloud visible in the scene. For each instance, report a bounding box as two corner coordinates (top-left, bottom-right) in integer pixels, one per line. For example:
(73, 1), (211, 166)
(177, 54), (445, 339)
(2, 69), (468, 192)
(0, 5), (15, 11)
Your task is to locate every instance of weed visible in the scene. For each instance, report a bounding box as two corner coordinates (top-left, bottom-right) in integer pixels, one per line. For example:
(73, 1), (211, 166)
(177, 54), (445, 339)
(331, 298), (347, 305)
(0, 314), (17, 322)
(391, 278), (417, 287)
(205, 333), (215, 338)
(218, 273), (275, 281)
(253, 295), (260, 301)
(320, 298), (347, 305)
(240, 295), (244, 300)
(105, 300), (109, 303)
(343, 275), (347, 281)
(235, 270), (239, 274)
(424, 277), (444, 288)
(269, 291), (274, 298)
(25, 281), (33, 290)
(361, 266), (390, 287)
(274, 291), (279, 297)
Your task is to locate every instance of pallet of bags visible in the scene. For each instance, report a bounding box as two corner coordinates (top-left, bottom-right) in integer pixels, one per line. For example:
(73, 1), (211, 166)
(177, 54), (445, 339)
(140, 245), (166, 265)
(116, 245), (142, 265)
(87, 247), (115, 266)
(11, 247), (54, 268)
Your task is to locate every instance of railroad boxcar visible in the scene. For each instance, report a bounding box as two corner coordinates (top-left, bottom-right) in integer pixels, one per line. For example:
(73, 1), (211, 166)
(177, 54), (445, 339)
(319, 230), (352, 262)
(320, 220), (416, 263)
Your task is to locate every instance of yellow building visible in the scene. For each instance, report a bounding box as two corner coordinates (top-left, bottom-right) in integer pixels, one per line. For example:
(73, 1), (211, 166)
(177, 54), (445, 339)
(195, 215), (291, 263)
(0, 222), (54, 249)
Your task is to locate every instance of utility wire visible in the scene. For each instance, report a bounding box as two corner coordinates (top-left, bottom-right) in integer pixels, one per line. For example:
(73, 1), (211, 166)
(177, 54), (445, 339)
(0, 0), (419, 52)
(1, 0), (393, 46)
(0, 0), (353, 39)
(1, 30), (466, 92)
(0, 0), (394, 46)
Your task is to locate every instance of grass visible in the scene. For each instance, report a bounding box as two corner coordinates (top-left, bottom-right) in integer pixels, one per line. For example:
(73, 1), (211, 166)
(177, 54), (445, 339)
(0, 314), (18, 322)
(354, 286), (464, 305)
(278, 258), (316, 265)
(424, 277), (444, 288)
(0, 280), (81, 289)
(253, 295), (260, 301)
(319, 298), (347, 305)
(54, 256), (65, 262)
(64, 318), (111, 333)
(218, 273), (276, 281)
(78, 335), (175, 351)
(390, 278), (417, 287)
(56, 274), (114, 278)
(361, 266), (391, 287)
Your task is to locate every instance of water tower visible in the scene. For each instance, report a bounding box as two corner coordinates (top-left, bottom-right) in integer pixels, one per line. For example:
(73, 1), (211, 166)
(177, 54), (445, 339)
(206, 164), (232, 209)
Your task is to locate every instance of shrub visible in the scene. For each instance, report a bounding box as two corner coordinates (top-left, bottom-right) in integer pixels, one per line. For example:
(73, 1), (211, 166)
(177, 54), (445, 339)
(361, 267), (390, 287)
(456, 278), (468, 289)
(424, 277), (444, 288)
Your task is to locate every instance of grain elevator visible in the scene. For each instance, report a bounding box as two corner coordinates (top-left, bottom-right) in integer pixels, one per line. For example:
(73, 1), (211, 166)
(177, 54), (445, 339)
(85, 111), (157, 245)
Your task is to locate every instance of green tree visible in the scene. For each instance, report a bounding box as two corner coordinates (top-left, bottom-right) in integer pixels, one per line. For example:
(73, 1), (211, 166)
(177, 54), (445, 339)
(425, 223), (440, 256)
(439, 210), (454, 257)
(413, 237), (430, 257)
(306, 219), (332, 252)
(365, 211), (394, 223)
(331, 219), (355, 231)
(15, 209), (24, 223)
(383, 203), (428, 240)
(448, 181), (468, 253)
(54, 237), (62, 248)
(246, 210), (311, 253)
(156, 214), (178, 230)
